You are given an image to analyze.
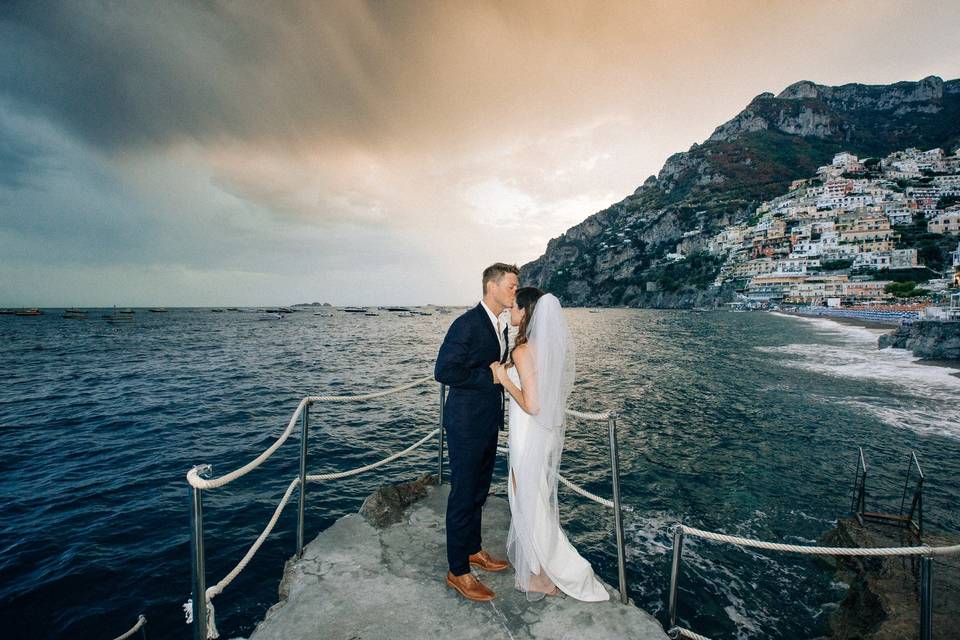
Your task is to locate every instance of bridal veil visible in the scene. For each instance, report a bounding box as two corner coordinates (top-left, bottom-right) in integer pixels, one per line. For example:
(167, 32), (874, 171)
(506, 293), (576, 599)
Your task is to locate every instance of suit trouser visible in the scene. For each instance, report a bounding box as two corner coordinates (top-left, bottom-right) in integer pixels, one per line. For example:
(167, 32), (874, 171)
(445, 424), (499, 576)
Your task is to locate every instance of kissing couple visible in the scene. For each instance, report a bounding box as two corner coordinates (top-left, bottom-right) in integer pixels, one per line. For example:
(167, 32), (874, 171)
(434, 263), (609, 603)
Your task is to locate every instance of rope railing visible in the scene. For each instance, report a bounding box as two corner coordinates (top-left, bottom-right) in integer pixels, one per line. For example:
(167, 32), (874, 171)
(680, 524), (960, 556)
(187, 376), (435, 491)
(668, 522), (960, 640)
(187, 375), (624, 639)
(495, 444), (621, 510)
(195, 426), (440, 638)
(111, 614), (146, 640)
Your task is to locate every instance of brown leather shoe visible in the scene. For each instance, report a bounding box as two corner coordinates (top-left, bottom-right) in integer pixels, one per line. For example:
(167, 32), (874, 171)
(446, 571), (496, 601)
(469, 549), (509, 572)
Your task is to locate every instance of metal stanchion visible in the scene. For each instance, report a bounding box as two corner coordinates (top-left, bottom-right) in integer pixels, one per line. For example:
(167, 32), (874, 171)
(608, 413), (628, 604)
(920, 555), (933, 640)
(438, 384), (446, 484)
(297, 402), (310, 557)
(668, 525), (684, 631)
(189, 465), (212, 640)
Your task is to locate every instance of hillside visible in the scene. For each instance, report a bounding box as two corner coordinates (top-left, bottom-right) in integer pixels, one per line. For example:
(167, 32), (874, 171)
(520, 76), (960, 307)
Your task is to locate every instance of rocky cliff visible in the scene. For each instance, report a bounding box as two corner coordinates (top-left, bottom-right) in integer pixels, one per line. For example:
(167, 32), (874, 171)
(522, 76), (960, 307)
(878, 320), (960, 360)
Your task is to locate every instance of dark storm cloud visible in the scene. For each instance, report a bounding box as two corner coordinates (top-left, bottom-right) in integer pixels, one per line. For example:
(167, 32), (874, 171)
(0, 1), (399, 152)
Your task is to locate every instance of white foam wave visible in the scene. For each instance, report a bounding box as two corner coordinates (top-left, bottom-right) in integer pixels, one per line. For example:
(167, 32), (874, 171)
(759, 315), (960, 439)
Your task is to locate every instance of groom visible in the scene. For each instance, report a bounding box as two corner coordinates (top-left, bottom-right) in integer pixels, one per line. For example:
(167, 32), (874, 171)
(434, 262), (519, 601)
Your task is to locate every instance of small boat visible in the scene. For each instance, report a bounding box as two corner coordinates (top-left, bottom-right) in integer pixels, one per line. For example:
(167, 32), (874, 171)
(117, 309), (135, 315)
(397, 311), (413, 318)
(414, 310), (432, 316)
(342, 307), (367, 313)
(588, 308), (600, 313)
(382, 306), (412, 313)
(63, 308), (88, 319)
(259, 313), (284, 321)
(364, 312), (379, 317)
(226, 307), (239, 312)
(149, 308), (168, 313)
(15, 308), (43, 316)
(211, 308), (225, 313)
(313, 312), (334, 317)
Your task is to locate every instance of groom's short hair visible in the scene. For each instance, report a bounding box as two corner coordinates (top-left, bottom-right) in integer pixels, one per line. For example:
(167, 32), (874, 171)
(482, 263), (520, 294)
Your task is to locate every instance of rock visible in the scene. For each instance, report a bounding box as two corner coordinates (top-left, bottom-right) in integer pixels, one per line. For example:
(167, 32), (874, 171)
(359, 473), (436, 528)
(820, 517), (960, 640)
(519, 76), (960, 307)
(878, 321), (960, 360)
(247, 481), (669, 640)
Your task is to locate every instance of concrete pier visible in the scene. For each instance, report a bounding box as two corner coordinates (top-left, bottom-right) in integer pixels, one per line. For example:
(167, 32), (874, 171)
(246, 479), (668, 640)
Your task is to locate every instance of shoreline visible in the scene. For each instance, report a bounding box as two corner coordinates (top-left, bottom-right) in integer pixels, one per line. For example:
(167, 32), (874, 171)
(773, 310), (960, 378)
(772, 309), (897, 332)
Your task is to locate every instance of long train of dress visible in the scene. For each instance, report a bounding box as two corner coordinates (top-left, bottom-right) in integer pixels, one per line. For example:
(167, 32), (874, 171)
(506, 366), (609, 601)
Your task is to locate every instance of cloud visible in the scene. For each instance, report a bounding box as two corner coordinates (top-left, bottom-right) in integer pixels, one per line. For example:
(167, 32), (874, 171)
(1, 1), (959, 306)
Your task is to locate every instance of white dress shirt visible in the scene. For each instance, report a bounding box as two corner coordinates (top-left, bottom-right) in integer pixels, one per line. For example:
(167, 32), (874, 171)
(480, 300), (506, 360)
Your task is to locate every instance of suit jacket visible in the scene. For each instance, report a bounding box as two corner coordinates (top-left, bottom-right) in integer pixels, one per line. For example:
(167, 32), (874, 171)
(434, 303), (506, 435)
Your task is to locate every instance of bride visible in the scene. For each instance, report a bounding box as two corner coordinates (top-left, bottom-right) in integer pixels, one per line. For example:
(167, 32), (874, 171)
(494, 288), (609, 602)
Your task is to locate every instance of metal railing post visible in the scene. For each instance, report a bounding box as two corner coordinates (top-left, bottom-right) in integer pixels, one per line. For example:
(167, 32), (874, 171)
(189, 464), (212, 640)
(607, 413), (628, 604)
(920, 555), (933, 640)
(668, 525), (685, 631)
(297, 402), (310, 557)
(438, 384), (446, 484)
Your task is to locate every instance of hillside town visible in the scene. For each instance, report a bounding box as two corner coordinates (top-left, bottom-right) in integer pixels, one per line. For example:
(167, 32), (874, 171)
(699, 147), (960, 319)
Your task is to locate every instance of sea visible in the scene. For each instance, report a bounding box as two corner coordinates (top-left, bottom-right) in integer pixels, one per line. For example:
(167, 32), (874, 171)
(1, 308), (958, 640)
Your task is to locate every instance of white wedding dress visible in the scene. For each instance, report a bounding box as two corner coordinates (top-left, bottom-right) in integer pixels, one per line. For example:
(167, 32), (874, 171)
(506, 364), (609, 601)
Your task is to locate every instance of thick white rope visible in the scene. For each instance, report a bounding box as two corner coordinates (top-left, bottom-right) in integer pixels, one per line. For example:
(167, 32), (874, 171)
(306, 375), (433, 403)
(187, 376), (434, 490)
(558, 474), (616, 509)
(669, 626), (713, 640)
(187, 400), (307, 490)
(496, 445), (618, 509)
(200, 427), (439, 638)
(681, 525), (960, 556)
(307, 429), (438, 481)
(111, 614), (146, 640)
(566, 408), (611, 421)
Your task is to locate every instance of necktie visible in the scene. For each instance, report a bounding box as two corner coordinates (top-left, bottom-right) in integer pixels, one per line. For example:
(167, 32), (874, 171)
(499, 323), (509, 364)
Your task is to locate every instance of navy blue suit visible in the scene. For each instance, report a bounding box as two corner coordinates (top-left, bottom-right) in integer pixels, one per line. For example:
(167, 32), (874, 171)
(434, 303), (506, 575)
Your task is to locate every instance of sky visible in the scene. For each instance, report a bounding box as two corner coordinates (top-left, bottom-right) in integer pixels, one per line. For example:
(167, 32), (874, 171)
(1, 1), (959, 307)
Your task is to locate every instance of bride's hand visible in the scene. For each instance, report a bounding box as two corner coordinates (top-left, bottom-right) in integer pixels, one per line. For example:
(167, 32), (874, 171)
(493, 363), (507, 384)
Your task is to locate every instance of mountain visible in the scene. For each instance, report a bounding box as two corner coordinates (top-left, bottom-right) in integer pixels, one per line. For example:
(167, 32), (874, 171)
(520, 76), (960, 307)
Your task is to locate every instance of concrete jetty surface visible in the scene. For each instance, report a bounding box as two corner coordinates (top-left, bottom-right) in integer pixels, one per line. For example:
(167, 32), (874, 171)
(246, 479), (668, 640)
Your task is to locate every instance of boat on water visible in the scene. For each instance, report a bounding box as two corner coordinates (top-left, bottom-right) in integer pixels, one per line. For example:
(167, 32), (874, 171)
(342, 306), (367, 313)
(313, 312), (334, 317)
(149, 308), (168, 313)
(364, 312), (379, 316)
(14, 308), (43, 316)
(63, 308), (88, 319)
(397, 311), (413, 317)
(588, 308), (600, 313)
(259, 313), (284, 320)
(211, 308), (225, 313)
